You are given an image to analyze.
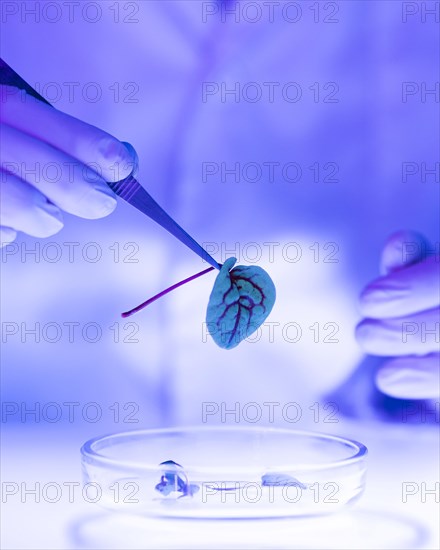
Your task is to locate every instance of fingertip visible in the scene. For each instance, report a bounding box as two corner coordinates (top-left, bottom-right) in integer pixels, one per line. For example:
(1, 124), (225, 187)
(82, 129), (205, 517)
(99, 194), (118, 218)
(82, 188), (118, 219)
(33, 203), (65, 237)
(96, 136), (135, 182)
(0, 226), (17, 247)
(358, 277), (410, 319)
(375, 356), (440, 399)
(120, 141), (139, 178)
(355, 318), (394, 356)
(355, 319), (374, 350)
(380, 230), (430, 276)
(358, 284), (390, 317)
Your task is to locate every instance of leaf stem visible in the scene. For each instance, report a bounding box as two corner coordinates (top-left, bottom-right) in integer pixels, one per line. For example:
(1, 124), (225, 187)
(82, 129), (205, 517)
(121, 266), (216, 318)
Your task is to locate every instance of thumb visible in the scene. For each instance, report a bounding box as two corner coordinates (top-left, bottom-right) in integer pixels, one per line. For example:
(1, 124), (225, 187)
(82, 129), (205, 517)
(120, 142), (139, 178)
(379, 230), (430, 276)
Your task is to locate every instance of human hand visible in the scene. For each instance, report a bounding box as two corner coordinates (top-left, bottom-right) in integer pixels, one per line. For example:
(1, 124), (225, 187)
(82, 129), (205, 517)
(0, 85), (136, 246)
(356, 231), (439, 399)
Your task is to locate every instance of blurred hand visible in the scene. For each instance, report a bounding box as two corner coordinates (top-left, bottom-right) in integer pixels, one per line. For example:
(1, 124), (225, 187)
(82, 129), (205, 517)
(356, 231), (439, 399)
(0, 85), (136, 246)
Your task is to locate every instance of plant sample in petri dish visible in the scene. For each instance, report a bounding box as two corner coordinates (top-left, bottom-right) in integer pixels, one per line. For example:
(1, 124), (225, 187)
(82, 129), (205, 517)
(80, 426), (367, 519)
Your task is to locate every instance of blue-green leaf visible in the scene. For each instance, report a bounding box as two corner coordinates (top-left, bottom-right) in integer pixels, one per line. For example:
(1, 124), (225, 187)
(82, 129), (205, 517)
(206, 257), (276, 349)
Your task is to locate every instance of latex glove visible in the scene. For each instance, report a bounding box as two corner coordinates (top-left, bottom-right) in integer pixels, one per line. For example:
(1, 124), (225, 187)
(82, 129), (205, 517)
(356, 231), (439, 399)
(0, 85), (136, 246)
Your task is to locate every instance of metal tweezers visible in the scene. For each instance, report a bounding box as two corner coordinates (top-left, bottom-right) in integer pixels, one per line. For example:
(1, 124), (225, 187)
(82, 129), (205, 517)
(0, 58), (220, 270)
(107, 174), (220, 269)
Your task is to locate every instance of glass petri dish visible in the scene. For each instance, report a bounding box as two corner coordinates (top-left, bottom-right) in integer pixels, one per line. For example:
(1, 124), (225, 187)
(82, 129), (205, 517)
(80, 426), (367, 519)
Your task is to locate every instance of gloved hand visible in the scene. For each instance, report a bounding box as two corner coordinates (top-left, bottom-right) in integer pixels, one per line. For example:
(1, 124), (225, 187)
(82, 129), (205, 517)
(0, 85), (136, 246)
(356, 231), (440, 399)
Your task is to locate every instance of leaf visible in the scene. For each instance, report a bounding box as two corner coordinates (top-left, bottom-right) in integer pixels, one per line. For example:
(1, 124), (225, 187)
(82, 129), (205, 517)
(261, 473), (307, 489)
(155, 460), (199, 498)
(206, 257), (276, 349)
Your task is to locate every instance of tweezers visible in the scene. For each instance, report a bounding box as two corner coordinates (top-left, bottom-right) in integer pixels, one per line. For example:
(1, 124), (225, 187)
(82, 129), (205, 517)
(107, 175), (220, 269)
(0, 58), (221, 270)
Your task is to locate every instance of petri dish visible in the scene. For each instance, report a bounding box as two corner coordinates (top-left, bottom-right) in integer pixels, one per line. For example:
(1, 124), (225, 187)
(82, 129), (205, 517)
(80, 426), (367, 519)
